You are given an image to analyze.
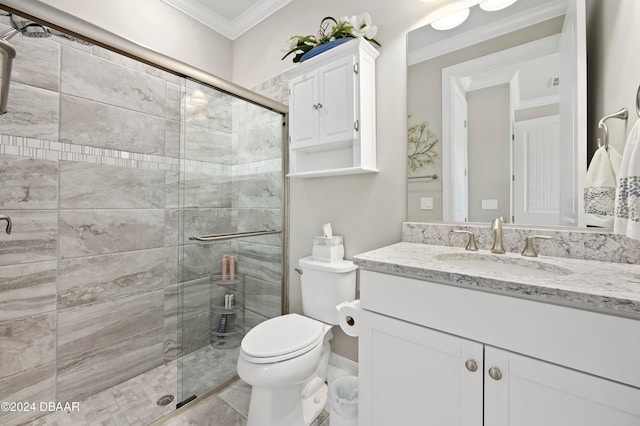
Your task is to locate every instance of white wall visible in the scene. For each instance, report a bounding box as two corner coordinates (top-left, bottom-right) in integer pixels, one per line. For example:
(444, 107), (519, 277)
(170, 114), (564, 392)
(467, 84), (511, 223)
(16, 0), (233, 79)
(587, 0), (640, 160)
(233, 0), (433, 361)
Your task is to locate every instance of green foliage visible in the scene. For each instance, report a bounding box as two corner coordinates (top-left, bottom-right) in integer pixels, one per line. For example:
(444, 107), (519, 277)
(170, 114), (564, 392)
(282, 13), (381, 63)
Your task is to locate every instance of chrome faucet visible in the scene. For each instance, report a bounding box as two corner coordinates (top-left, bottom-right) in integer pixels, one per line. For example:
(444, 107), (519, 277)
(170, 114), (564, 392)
(490, 216), (505, 254)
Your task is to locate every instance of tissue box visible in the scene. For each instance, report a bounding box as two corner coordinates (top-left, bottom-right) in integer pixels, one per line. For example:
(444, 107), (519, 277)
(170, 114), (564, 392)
(312, 236), (344, 262)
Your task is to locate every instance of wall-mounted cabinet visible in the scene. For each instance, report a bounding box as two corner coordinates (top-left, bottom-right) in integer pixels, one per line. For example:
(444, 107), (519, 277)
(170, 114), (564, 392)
(286, 38), (379, 178)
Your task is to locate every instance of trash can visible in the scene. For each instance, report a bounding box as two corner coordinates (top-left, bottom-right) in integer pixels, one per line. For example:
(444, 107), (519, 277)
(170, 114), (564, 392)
(328, 375), (358, 426)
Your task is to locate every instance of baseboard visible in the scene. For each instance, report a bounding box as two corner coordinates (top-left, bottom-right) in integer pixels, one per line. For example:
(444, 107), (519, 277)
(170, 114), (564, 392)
(328, 352), (358, 377)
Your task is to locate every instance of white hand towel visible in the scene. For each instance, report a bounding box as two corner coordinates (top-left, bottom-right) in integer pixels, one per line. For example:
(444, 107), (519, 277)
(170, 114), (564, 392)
(584, 145), (621, 228)
(614, 119), (640, 239)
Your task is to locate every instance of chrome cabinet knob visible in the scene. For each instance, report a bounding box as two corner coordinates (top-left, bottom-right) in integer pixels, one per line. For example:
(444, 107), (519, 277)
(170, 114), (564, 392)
(488, 366), (503, 381)
(465, 359), (478, 372)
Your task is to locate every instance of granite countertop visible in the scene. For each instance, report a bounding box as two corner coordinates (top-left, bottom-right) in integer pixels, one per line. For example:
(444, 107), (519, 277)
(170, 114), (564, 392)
(353, 242), (640, 318)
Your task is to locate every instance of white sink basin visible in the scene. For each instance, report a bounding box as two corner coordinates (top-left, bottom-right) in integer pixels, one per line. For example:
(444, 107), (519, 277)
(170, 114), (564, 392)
(435, 253), (573, 278)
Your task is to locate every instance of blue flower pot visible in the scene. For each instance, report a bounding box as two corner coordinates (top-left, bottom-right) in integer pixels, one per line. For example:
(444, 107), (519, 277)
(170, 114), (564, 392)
(300, 37), (353, 62)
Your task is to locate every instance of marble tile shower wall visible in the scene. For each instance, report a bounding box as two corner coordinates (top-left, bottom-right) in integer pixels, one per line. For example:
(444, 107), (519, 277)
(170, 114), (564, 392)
(0, 27), (184, 424)
(231, 100), (284, 332)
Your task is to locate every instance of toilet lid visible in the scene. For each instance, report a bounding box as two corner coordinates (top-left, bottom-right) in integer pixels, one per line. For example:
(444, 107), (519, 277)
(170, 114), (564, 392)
(241, 313), (324, 359)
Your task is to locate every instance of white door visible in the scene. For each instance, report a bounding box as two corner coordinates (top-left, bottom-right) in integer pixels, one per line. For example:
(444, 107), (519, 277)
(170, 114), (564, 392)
(359, 312), (483, 426)
(317, 55), (356, 145)
(559, 0), (587, 226)
(451, 83), (469, 222)
(484, 346), (640, 426)
(289, 72), (317, 147)
(513, 116), (561, 225)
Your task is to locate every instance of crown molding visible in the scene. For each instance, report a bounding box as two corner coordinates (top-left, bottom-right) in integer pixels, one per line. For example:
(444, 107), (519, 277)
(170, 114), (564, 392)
(232, 0), (293, 39)
(161, 0), (292, 40)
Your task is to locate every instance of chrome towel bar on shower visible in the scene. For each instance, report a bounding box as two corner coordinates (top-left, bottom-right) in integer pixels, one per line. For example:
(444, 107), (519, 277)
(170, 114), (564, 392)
(189, 229), (281, 242)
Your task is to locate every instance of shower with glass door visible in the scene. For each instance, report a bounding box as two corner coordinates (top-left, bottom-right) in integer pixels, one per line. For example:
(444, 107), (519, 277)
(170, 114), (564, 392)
(0, 7), (286, 424)
(177, 79), (286, 404)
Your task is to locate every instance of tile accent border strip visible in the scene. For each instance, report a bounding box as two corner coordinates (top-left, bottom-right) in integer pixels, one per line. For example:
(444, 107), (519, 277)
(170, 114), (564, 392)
(0, 134), (281, 176)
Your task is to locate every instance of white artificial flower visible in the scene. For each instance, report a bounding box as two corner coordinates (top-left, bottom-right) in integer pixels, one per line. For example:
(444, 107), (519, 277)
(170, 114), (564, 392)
(282, 36), (298, 53)
(348, 15), (360, 35)
(350, 12), (373, 37)
(359, 12), (372, 29)
(338, 16), (350, 25)
(365, 24), (378, 39)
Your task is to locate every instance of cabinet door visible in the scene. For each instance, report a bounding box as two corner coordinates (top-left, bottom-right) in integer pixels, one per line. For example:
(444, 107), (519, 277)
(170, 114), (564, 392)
(317, 55), (356, 144)
(289, 72), (317, 147)
(359, 312), (483, 426)
(485, 346), (640, 426)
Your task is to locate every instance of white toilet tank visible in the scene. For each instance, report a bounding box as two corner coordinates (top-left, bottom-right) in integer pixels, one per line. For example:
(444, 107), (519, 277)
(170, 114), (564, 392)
(298, 256), (357, 325)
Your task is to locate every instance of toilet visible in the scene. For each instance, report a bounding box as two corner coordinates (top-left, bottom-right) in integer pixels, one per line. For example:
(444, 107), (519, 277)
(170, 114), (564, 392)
(237, 256), (357, 426)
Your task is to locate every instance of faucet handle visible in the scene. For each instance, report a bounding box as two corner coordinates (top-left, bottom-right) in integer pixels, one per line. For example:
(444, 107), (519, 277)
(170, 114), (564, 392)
(453, 230), (478, 251)
(521, 235), (552, 257)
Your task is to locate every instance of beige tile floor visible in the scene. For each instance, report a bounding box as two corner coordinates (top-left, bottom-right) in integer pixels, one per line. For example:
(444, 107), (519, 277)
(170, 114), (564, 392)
(157, 379), (330, 426)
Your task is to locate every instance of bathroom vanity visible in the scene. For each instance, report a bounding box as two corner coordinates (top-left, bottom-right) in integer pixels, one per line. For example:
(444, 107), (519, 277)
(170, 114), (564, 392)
(353, 240), (640, 426)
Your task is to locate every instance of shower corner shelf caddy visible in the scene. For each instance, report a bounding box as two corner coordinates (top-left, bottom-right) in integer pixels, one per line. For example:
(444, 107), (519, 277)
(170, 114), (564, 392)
(286, 37), (380, 178)
(210, 274), (244, 349)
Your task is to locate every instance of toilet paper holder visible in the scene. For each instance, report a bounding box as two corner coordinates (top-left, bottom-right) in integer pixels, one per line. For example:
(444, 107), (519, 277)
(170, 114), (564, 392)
(337, 300), (361, 337)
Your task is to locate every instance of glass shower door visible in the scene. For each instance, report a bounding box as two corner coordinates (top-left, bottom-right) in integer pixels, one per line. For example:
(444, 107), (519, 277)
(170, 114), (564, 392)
(177, 78), (285, 404)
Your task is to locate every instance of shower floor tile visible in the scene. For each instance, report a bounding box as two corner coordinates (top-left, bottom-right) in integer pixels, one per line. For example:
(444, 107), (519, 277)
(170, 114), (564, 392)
(24, 344), (241, 426)
(25, 361), (177, 426)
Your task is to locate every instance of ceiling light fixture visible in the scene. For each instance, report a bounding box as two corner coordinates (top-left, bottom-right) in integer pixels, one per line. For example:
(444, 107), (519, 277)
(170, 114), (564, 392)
(431, 8), (470, 30)
(479, 0), (518, 12)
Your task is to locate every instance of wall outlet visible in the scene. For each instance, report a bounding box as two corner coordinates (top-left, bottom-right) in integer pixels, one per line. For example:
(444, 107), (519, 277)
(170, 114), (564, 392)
(420, 197), (434, 210)
(482, 199), (498, 210)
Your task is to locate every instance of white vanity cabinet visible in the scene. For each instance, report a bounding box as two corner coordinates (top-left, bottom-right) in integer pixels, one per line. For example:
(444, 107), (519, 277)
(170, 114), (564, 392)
(358, 270), (640, 426)
(286, 38), (378, 177)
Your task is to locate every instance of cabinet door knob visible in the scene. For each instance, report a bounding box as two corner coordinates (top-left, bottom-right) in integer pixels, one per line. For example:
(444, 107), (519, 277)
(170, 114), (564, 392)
(488, 366), (503, 381)
(316, 102), (323, 109)
(464, 359), (478, 372)
(312, 103), (318, 109)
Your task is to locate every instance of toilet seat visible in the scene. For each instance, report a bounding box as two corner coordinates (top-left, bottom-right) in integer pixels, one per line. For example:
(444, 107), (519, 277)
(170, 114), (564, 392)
(241, 314), (325, 364)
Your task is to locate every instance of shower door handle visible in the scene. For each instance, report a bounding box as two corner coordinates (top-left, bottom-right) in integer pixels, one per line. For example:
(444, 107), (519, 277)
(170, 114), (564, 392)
(0, 215), (12, 234)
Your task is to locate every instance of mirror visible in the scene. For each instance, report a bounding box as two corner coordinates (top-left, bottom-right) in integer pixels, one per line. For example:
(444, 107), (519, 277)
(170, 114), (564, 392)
(407, 0), (597, 228)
